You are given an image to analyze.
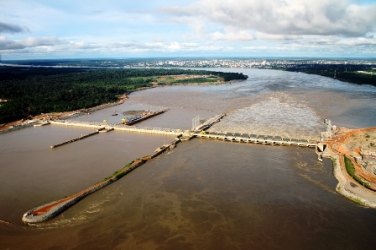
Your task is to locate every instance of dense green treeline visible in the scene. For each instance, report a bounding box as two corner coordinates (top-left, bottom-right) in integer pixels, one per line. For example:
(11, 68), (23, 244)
(0, 67), (247, 123)
(284, 64), (376, 86)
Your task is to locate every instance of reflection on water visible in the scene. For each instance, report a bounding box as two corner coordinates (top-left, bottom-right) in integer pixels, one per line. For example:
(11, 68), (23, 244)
(1, 69), (376, 249)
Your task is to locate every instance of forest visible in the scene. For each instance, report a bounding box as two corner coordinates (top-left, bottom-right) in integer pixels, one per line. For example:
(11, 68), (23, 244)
(283, 64), (376, 86)
(0, 67), (247, 123)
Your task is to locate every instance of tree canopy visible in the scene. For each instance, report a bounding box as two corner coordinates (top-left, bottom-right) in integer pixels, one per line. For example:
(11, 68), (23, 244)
(0, 67), (247, 123)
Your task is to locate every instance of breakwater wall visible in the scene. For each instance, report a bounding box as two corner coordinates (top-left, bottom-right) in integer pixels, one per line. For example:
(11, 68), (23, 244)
(50, 128), (104, 149)
(22, 136), (182, 224)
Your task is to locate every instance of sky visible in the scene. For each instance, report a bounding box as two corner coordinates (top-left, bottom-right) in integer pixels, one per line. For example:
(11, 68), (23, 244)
(0, 0), (376, 59)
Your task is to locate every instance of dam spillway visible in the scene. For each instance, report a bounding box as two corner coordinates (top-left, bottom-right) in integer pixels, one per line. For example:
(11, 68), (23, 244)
(194, 132), (318, 147)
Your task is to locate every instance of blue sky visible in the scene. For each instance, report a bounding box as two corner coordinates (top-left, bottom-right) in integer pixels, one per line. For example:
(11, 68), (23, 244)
(0, 0), (375, 59)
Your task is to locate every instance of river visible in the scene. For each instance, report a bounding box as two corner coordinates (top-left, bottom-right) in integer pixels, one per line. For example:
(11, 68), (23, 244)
(1, 69), (376, 249)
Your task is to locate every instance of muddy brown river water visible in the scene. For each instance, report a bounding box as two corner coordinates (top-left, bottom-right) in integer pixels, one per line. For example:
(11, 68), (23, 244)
(1, 69), (376, 249)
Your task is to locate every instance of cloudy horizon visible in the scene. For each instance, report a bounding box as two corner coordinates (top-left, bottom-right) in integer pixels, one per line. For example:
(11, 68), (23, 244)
(1, 0), (375, 60)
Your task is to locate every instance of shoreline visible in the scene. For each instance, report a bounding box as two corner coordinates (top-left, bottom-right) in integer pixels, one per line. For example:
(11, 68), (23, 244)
(0, 76), (233, 134)
(0, 94), (128, 134)
(324, 127), (376, 208)
(332, 154), (376, 208)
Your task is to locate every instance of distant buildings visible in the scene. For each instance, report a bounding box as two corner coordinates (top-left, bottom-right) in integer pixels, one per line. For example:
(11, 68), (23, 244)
(129, 58), (376, 69)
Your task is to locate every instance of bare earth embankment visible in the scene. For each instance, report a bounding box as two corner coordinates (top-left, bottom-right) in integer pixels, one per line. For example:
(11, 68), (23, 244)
(325, 127), (376, 207)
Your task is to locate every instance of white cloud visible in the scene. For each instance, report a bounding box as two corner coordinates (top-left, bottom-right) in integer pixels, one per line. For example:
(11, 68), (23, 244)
(0, 35), (226, 57)
(159, 0), (376, 56)
(0, 36), (62, 51)
(1, 0), (375, 58)
(210, 30), (254, 41)
(166, 0), (376, 37)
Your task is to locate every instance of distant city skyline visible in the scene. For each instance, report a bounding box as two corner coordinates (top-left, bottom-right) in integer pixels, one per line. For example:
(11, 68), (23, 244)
(1, 0), (375, 59)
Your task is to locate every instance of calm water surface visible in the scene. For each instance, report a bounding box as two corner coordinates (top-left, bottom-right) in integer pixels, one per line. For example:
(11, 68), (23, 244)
(1, 69), (376, 249)
(0, 126), (173, 224)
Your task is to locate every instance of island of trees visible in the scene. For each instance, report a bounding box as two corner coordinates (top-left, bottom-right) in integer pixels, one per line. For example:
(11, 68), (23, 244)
(0, 67), (247, 124)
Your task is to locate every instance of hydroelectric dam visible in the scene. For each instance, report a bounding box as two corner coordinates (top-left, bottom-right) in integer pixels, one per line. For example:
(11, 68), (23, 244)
(22, 113), (332, 224)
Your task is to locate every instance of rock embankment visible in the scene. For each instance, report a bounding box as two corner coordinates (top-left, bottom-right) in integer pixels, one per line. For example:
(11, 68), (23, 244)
(325, 127), (376, 208)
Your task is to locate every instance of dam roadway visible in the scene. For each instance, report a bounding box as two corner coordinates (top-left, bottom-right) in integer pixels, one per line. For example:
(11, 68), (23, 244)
(49, 120), (184, 136)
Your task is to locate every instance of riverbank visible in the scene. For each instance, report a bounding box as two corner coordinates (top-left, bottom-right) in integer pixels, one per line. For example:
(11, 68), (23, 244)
(0, 74), (234, 134)
(0, 66), (248, 126)
(0, 74), (242, 135)
(0, 94), (128, 134)
(324, 127), (376, 208)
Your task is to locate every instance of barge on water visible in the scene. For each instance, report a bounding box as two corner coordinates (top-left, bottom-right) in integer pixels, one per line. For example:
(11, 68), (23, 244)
(122, 110), (166, 126)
